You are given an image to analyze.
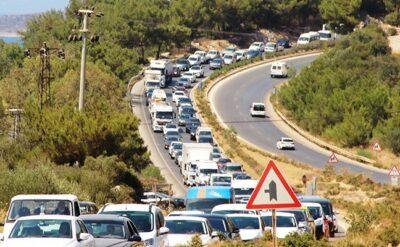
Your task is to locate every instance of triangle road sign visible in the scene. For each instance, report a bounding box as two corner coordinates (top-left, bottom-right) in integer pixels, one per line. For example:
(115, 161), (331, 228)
(372, 142), (382, 152)
(328, 152), (339, 164)
(246, 160), (301, 210)
(388, 166), (400, 177)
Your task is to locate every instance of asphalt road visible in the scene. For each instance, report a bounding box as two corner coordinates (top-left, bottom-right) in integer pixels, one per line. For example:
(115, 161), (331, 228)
(131, 65), (213, 196)
(210, 55), (390, 184)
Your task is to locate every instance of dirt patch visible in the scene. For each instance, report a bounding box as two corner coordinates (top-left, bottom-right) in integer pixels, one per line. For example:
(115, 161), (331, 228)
(191, 38), (234, 51)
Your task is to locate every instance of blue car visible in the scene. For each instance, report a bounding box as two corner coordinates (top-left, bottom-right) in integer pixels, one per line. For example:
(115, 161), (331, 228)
(277, 38), (291, 48)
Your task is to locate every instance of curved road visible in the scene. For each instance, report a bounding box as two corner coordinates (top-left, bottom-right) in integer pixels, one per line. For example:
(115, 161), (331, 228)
(210, 54), (390, 184)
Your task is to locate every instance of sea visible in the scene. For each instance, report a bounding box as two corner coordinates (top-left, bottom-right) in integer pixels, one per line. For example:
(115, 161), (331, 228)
(0, 36), (23, 46)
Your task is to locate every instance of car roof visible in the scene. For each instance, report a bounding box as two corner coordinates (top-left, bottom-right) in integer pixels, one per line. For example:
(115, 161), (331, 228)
(260, 212), (296, 217)
(169, 210), (205, 216)
(252, 102), (265, 106)
(80, 214), (127, 222)
(231, 179), (258, 188)
(301, 202), (323, 208)
(298, 196), (331, 203)
(11, 194), (78, 201)
(212, 204), (251, 211)
(102, 204), (153, 212)
(16, 215), (77, 221)
(226, 214), (260, 218)
(165, 216), (208, 222)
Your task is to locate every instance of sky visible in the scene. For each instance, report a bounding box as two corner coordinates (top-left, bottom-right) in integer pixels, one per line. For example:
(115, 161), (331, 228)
(0, 0), (69, 15)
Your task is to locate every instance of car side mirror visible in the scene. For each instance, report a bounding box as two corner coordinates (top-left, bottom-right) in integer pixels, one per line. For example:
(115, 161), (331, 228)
(78, 233), (91, 241)
(159, 226), (169, 235)
(211, 231), (219, 239)
(128, 235), (142, 242)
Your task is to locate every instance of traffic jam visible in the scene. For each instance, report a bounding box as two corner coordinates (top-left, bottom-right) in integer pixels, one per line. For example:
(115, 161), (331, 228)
(1, 38), (338, 247)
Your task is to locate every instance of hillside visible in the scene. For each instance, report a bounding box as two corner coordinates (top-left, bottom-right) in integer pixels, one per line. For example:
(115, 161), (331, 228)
(278, 24), (400, 158)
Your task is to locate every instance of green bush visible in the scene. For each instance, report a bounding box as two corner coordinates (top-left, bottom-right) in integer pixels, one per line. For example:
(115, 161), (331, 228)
(388, 27), (398, 36)
(282, 232), (329, 247)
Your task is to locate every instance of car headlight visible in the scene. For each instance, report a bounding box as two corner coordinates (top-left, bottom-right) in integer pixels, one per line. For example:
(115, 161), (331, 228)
(144, 238), (154, 246)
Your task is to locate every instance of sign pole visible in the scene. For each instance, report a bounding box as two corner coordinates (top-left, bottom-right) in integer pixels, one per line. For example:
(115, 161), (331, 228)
(272, 209), (277, 247)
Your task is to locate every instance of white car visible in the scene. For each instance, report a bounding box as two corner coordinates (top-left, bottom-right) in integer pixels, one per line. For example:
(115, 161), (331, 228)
(164, 216), (218, 247)
(277, 137), (295, 150)
(194, 51), (207, 64)
(211, 204), (258, 215)
(227, 214), (264, 241)
(249, 42), (265, 52)
(181, 71), (197, 83)
(235, 50), (248, 61)
(163, 123), (180, 135)
(250, 103), (266, 117)
(98, 204), (169, 247)
(168, 211), (205, 216)
(265, 42), (284, 53)
(222, 46), (236, 56)
(187, 55), (201, 66)
(189, 65), (205, 78)
(169, 141), (182, 156)
(205, 50), (220, 61)
(270, 61), (288, 78)
(261, 212), (299, 239)
(223, 54), (237, 65)
(3, 215), (94, 247)
(172, 91), (186, 103)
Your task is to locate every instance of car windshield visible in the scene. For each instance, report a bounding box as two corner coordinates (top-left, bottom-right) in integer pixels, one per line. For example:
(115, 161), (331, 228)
(234, 188), (254, 196)
(190, 164), (197, 171)
(146, 81), (159, 88)
(10, 219), (72, 239)
(262, 216), (296, 227)
(225, 55), (233, 59)
(199, 137), (213, 143)
(226, 48), (235, 52)
(166, 124), (177, 129)
(319, 32), (331, 39)
(213, 176), (231, 183)
(7, 200), (73, 221)
(216, 210), (254, 215)
(179, 98), (191, 103)
(182, 108), (195, 115)
(177, 59), (188, 64)
(208, 218), (227, 233)
(199, 131), (211, 136)
(173, 144), (183, 150)
(235, 174), (252, 180)
(319, 202), (332, 216)
(253, 105), (265, 111)
(166, 130), (179, 136)
(166, 220), (206, 234)
(306, 207), (322, 220)
(267, 44), (275, 48)
(226, 165), (242, 172)
(282, 138), (293, 143)
(180, 114), (191, 119)
(175, 92), (185, 96)
(280, 211), (306, 222)
(299, 37), (309, 42)
(155, 111), (173, 119)
(101, 211), (153, 232)
(200, 169), (218, 175)
(186, 199), (231, 213)
(179, 78), (189, 82)
(167, 136), (179, 142)
(191, 66), (201, 70)
(83, 220), (125, 239)
(230, 217), (259, 230)
(189, 57), (198, 61)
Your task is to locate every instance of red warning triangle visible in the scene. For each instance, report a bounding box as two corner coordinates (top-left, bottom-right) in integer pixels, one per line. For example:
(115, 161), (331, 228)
(388, 166), (400, 177)
(328, 152), (339, 163)
(246, 160), (301, 210)
(372, 143), (382, 152)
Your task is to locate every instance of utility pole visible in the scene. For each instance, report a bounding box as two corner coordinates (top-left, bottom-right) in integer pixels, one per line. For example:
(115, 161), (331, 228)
(5, 109), (23, 139)
(69, 1), (103, 111)
(24, 42), (65, 110)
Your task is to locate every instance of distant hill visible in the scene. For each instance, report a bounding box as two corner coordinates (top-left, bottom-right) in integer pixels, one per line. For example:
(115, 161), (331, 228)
(0, 14), (35, 37)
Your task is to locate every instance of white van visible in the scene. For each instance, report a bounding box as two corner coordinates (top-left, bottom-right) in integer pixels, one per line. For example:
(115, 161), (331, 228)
(270, 61), (288, 78)
(318, 30), (335, 41)
(250, 103), (266, 117)
(231, 179), (258, 204)
(297, 32), (320, 45)
(151, 104), (174, 132)
(195, 161), (219, 186)
(210, 173), (233, 186)
(1, 194), (81, 241)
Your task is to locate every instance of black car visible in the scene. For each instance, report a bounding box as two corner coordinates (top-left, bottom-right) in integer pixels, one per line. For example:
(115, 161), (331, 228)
(178, 113), (192, 126)
(277, 38), (291, 48)
(80, 214), (142, 247)
(170, 213), (240, 240)
(164, 136), (180, 149)
(186, 117), (201, 134)
(176, 58), (190, 71)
